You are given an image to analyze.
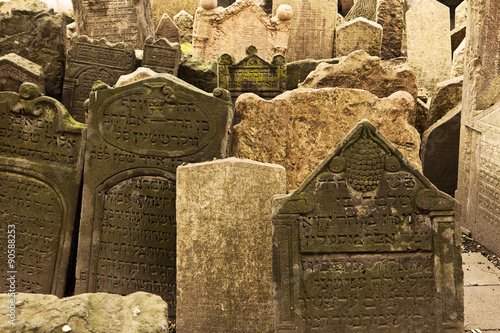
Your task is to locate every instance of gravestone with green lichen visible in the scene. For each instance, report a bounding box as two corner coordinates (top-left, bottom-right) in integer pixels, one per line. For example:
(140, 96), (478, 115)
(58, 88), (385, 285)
(272, 120), (463, 332)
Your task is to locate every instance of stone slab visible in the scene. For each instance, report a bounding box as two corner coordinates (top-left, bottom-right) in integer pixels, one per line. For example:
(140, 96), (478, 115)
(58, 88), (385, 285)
(376, 0), (405, 59)
(462, 253), (500, 286)
(336, 17), (383, 57)
(173, 10), (193, 44)
(155, 13), (180, 43)
(0, 53), (44, 94)
(464, 286), (500, 331)
(142, 37), (181, 76)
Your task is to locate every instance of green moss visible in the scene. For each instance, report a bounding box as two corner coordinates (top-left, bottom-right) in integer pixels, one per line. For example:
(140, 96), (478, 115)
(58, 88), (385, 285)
(181, 42), (193, 55)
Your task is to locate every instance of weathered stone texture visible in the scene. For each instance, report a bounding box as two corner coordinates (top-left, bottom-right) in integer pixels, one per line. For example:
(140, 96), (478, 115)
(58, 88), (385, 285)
(155, 13), (180, 43)
(455, 0), (467, 28)
(272, 0), (337, 62)
(178, 54), (218, 93)
(451, 38), (465, 77)
(272, 120), (463, 332)
(72, 0), (154, 48)
(0, 83), (85, 296)
(426, 75), (463, 129)
(0, 9), (66, 100)
(0, 53), (44, 94)
(116, 67), (158, 87)
(173, 10), (194, 44)
(286, 58), (339, 90)
(376, 0), (405, 59)
(300, 50), (418, 102)
(176, 158), (286, 332)
(406, 0), (451, 92)
(336, 17), (383, 57)
(193, 0), (292, 62)
(0, 292), (169, 332)
(451, 24), (466, 54)
(232, 87), (421, 190)
(142, 37), (181, 75)
(0, 0), (47, 13)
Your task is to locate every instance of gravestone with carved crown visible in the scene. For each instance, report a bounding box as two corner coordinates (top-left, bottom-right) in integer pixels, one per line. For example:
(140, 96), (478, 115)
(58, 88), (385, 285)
(272, 120), (463, 332)
(74, 74), (234, 317)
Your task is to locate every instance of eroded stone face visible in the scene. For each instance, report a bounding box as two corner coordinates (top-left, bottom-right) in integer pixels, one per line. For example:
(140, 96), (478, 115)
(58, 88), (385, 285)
(273, 120), (463, 332)
(142, 37), (181, 76)
(335, 17), (383, 57)
(0, 83), (85, 297)
(0, 53), (44, 94)
(376, 0), (405, 59)
(75, 75), (233, 316)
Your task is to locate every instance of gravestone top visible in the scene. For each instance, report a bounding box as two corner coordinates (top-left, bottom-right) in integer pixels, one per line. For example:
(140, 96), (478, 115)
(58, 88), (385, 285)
(0, 53), (44, 94)
(336, 17), (383, 57)
(142, 37), (181, 76)
(155, 13), (180, 43)
(218, 45), (286, 99)
(273, 119), (463, 332)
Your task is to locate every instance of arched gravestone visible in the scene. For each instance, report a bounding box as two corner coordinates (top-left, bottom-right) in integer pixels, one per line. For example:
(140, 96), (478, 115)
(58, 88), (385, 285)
(272, 120), (463, 332)
(74, 74), (234, 316)
(0, 83), (86, 297)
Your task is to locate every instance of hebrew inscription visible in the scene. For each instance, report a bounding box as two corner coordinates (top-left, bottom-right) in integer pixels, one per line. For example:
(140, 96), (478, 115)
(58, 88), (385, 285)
(142, 38), (181, 76)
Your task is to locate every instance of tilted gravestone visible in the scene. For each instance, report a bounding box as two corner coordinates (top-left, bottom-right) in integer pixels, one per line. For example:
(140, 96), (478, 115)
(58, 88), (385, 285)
(173, 10), (194, 44)
(155, 13), (180, 43)
(272, 120), (463, 332)
(62, 36), (136, 124)
(272, 0), (337, 62)
(74, 74), (234, 316)
(72, 0), (154, 49)
(0, 53), (44, 94)
(336, 17), (383, 57)
(218, 45), (286, 101)
(142, 37), (181, 76)
(0, 83), (85, 296)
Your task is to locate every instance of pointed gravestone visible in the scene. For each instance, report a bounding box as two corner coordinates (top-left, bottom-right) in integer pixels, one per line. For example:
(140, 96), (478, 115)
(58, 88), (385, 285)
(74, 75), (234, 316)
(0, 53), (44, 94)
(273, 120), (463, 332)
(173, 10), (194, 44)
(155, 13), (180, 43)
(336, 17), (383, 57)
(142, 37), (181, 76)
(218, 45), (286, 101)
(62, 36), (137, 123)
(0, 83), (85, 296)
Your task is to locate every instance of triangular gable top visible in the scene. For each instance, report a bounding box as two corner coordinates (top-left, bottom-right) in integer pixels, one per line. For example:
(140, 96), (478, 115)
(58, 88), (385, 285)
(219, 45), (285, 68)
(212, 0), (276, 29)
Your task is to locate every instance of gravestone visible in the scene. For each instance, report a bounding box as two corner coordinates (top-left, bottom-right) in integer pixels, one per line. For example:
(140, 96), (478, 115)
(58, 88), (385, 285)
(176, 158), (286, 332)
(336, 17), (383, 57)
(193, 0), (292, 62)
(421, 104), (461, 197)
(218, 0), (273, 16)
(61, 36), (136, 123)
(273, 119), (463, 332)
(72, 0), (154, 49)
(218, 46), (286, 101)
(0, 83), (85, 296)
(0, 53), (44, 94)
(142, 37), (181, 76)
(0, 8), (66, 100)
(272, 0), (337, 62)
(74, 74), (234, 316)
(376, 0), (405, 59)
(155, 13), (180, 43)
(406, 0), (451, 92)
(173, 10), (194, 44)
(426, 75), (463, 129)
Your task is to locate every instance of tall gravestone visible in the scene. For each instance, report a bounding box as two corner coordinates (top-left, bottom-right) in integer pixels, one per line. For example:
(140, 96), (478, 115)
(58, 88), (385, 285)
(0, 83), (85, 296)
(457, 0), (500, 255)
(376, 0), (405, 59)
(336, 17), (383, 57)
(72, 0), (154, 49)
(62, 36), (136, 123)
(406, 0), (451, 92)
(155, 13), (180, 43)
(173, 10), (194, 44)
(74, 74), (234, 316)
(176, 158), (286, 332)
(272, 120), (463, 332)
(272, 0), (337, 62)
(142, 37), (181, 76)
(0, 53), (44, 94)
(218, 46), (286, 101)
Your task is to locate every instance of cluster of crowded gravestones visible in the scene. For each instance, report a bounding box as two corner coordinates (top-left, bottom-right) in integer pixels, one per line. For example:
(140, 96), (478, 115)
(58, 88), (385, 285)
(0, 75), (463, 332)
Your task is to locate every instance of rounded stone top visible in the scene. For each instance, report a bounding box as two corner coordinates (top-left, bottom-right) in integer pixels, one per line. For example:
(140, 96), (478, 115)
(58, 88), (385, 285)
(19, 82), (41, 100)
(276, 4), (293, 21)
(200, 0), (217, 10)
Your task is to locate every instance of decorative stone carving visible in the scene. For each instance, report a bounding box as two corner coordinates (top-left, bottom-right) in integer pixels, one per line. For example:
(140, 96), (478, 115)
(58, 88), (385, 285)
(142, 37), (181, 76)
(0, 53), (44, 94)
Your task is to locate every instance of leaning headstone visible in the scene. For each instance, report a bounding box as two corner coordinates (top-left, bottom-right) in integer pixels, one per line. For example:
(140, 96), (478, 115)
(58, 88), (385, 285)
(178, 54), (218, 93)
(335, 17), (383, 57)
(61, 36), (136, 123)
(376, 0), (405, 59)
(0, 83), (85, 296)
(72, 0), (154, 48)
(273, 119), (464, 332)
(142, 37), (181, 76)
(272, 0), (337, 62)
(451, 38), (465, 77)
(155, 13), (180, 43)
(285, 57), (339, 90)
(421, 103), (461, 197)
(0, 53), (44, 94)
(451, 24), (466, 54)
(173, 10), (194, 44)
(426, 75), (463, 129)
(176, 158), (286, 332)
(0, 8), (66, 100)
(74, 75), (234, 316)
(406, 0), (451, 92)
(193, 0), (292, 62)
(218, 45), (286, 101)
(233, 87), (421, 190)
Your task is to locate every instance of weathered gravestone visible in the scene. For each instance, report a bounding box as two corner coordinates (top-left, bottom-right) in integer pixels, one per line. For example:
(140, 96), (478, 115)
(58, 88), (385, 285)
(62, 36), (136, 123)
(272, 0), (337, 62)
(218, 0), (273, 16)
(0, 83), (85, 296)
(218, 45), (286, 101)
(155, 13), (180, 43)
(272, 119), (464, 332)
(406, 0), (451, 92)
(0, 53), (44, 94)
(72, 0), (154, 49)
(336, 17), (383, 57)
(176, 157), (286, 332)
(173, 10), (194, 44)
(193, 0), (292, 62)
(74, 74), (234, 316)
(376, 0), (405, 59)
(142, 37), (181, 76)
